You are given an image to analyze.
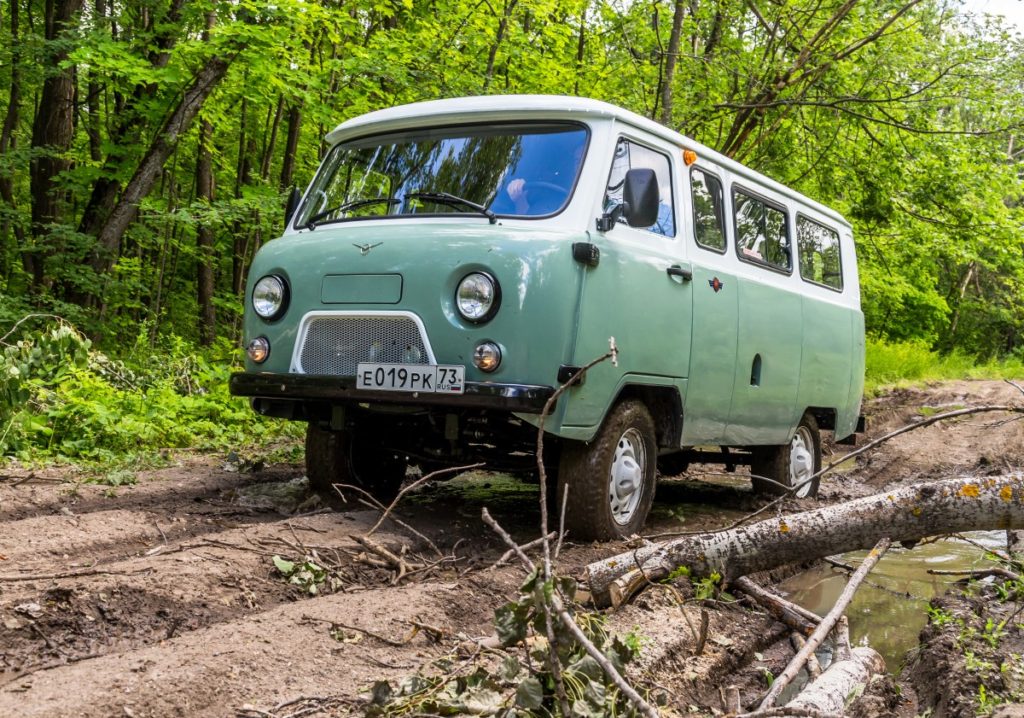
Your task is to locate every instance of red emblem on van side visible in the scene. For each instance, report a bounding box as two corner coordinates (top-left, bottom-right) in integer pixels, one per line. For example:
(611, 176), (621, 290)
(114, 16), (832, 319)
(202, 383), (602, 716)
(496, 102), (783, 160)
(709, 277), (724, 293)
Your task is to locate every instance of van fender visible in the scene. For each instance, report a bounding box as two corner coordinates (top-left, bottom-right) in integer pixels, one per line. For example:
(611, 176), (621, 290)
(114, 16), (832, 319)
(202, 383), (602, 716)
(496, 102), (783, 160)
(530, 374), (686, 445)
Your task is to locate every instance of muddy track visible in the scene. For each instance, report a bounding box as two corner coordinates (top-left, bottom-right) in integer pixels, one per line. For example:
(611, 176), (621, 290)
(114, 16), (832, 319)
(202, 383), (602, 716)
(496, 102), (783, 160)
(1, 379), (1022, 717)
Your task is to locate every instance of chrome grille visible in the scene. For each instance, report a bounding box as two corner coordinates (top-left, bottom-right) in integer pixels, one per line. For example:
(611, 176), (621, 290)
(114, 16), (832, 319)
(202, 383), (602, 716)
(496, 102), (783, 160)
(297, 315), (430, 375)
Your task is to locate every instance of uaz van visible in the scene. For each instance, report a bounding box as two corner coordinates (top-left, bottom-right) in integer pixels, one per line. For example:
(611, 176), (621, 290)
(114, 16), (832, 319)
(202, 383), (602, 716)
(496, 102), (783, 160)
(230, 95), (864, 540)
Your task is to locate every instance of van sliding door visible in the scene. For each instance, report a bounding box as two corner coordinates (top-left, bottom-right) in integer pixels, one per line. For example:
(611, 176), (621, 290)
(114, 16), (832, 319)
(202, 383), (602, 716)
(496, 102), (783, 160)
(680, 167), (739, 444)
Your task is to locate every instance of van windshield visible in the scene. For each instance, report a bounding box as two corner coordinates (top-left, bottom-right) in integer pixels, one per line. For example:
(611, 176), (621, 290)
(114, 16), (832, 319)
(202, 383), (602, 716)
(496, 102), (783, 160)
(294, 122), (588, 228)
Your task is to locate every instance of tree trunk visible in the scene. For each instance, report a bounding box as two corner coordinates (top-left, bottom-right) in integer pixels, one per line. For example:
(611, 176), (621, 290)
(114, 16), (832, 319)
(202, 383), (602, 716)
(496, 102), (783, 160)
(659, 0), (685, 126)
(28, 0), (85, 289)
(87, 54), (231, 283)
(585, 474), (1024, 607)
(196, 118), (216, 346)
(278, 102), (302, 190)
(260, 95), (285, 181)
(573, 3), (587, 95)
(482, 0), (517, 92)
(785, 646), (886, 713)
(0, 0), (27, 279)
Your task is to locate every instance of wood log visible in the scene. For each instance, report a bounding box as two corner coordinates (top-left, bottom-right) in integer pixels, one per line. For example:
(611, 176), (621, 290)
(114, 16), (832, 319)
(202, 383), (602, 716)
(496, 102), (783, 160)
(734, 576), (822, 635)
(791, 634), (822, 679)
(785, 646), (886, 713)
(586, 474), (1024, 607)
(834, 615), (852, 662)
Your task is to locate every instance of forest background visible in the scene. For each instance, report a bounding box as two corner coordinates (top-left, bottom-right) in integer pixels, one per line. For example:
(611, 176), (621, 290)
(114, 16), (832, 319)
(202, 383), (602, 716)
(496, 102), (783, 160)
(0, 0), (1021, 464)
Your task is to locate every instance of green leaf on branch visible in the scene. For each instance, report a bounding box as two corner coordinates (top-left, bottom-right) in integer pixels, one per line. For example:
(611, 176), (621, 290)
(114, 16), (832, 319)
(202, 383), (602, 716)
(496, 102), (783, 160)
(495, 600), (531, 647)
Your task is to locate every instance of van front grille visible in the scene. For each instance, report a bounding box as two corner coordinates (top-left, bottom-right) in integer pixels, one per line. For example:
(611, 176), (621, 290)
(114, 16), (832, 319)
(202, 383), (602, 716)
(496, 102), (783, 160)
(296, 315), (431, 376)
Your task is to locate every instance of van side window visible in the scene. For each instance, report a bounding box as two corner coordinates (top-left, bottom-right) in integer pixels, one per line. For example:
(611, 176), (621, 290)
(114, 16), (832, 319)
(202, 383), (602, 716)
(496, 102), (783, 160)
(797, 215), (843, 290)
(690, 168), (725, 252)
(733, 189), (791, 271)
(604, 138), (675, 237)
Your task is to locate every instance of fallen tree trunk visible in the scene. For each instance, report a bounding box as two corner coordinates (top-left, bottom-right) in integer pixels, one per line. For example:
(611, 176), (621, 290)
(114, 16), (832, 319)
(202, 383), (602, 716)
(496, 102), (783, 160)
(784, 646), (886, 713)
(586, 474), (1024, 607)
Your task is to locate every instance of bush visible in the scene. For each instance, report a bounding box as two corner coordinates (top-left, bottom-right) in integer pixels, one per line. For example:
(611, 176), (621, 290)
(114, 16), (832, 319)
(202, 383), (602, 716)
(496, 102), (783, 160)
(866, 337), (1024, 392)
(0, 317), (298, 462)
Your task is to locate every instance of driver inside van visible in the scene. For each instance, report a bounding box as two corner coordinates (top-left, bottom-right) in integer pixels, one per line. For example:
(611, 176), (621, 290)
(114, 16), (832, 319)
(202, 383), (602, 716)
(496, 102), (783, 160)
(497, 140), (586, 215)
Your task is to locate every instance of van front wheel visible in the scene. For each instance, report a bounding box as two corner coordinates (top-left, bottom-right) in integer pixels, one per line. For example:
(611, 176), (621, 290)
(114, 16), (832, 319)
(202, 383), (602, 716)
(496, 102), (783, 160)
(558, 400), (657, 541)
(750, 413), (821, 498)
(305, 424), (407, 502)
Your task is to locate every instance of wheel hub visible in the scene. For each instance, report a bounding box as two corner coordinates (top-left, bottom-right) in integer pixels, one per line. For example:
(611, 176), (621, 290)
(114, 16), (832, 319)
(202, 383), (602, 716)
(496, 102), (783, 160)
(609, 428), (646, 525)
(789, 426), (815, 498)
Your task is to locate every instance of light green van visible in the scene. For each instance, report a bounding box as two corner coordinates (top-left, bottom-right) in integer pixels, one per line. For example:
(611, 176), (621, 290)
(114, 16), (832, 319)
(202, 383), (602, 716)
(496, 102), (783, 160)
(230, 95), (864, 540)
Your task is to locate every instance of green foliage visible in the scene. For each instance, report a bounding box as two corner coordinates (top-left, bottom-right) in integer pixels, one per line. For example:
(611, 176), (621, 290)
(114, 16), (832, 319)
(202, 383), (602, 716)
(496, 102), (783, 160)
(663, 565), (691, 582)
(82, 469), (138, 487)
(692, 571), (722, 602)
(271, 554), (340, 595)
(925, 605), (958, 629)
(0, 0), (1019, 362)
(865, 338), (1024, 392)
(0, 316), (299, 463)
(369, 569), (649, 716)
(977, 682), (1003, 715)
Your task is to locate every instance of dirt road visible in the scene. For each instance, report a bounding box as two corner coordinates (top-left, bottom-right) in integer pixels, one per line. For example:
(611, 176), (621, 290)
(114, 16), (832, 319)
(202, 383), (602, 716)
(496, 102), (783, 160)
(1, 380), (1022, 717)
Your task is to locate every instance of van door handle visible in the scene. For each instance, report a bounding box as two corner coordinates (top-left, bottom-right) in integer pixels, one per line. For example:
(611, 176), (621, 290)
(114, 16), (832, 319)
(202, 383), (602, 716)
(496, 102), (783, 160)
(666, 265), (692, 281)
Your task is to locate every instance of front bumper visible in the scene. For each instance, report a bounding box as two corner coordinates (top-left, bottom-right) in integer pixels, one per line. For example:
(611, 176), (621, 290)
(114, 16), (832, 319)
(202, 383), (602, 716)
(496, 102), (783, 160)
(229, 372), (556, 414)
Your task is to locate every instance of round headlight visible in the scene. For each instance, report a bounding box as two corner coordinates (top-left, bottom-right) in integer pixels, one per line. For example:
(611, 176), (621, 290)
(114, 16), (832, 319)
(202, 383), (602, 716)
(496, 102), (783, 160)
(456, 272), (499, 322)
(252, 275), (287, 320)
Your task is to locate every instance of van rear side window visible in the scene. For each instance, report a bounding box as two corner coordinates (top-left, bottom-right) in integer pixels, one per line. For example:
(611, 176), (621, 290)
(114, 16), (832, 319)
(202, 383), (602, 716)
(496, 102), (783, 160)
(733, 189), (791, 272)
(690, 168), (725, 252)
(797, 215), (843, 291)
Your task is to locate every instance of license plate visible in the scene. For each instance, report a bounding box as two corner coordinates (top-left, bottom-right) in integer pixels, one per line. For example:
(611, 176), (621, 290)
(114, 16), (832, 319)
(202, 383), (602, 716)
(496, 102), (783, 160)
(356, 363), (465, 394)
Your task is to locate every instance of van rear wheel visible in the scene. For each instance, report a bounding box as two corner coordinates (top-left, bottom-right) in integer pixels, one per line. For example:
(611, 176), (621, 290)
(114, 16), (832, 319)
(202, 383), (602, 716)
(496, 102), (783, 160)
(558, 400), (657, 541)
(750, 413), (821, 498)
(305, 424), (407, 503)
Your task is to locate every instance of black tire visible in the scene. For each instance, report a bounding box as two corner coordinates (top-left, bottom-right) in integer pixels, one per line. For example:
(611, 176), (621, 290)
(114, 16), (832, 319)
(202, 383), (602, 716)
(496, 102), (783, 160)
(305, 424), (407, 503)
(557, 399), (657, 541)
(750, 413), (821, 497)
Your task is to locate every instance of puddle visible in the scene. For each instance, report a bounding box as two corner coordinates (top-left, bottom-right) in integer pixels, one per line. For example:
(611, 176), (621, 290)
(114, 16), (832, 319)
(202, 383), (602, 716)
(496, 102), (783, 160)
(778, 531), (1008, 670)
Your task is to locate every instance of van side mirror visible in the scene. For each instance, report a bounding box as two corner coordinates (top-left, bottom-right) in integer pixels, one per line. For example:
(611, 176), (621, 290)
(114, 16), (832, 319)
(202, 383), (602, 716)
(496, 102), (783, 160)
(284, 186), (301, 228)
(622, 168), (659, 228)
(597, 168), (660, 232)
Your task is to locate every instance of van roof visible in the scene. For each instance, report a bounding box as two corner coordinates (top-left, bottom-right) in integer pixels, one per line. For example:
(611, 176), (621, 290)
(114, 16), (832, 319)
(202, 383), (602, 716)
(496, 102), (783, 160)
(325, 95), (851, 229)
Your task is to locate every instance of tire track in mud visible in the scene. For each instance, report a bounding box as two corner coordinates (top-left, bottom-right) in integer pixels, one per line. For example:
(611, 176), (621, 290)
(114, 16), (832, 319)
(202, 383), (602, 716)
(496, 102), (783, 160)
(0, 507), (424, 684)
(0, 462), (540, 716)
(0, 463), (302, 523)
(0, 580), (466, 718)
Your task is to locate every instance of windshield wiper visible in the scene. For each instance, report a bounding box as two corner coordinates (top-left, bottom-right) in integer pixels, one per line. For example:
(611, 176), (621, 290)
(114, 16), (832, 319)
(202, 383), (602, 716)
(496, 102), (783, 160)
(305, 197), (400, 229)
(405, 191), (497, 224)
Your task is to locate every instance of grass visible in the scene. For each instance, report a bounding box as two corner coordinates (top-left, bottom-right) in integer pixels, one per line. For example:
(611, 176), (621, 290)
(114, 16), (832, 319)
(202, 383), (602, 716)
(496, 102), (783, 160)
(865, 338), (1024, 394)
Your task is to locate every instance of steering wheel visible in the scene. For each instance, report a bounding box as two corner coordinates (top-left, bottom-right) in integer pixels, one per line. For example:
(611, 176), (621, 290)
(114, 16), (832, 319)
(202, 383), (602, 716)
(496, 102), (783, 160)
(526, 181), (568, 195)
(516, 181), (570, 215)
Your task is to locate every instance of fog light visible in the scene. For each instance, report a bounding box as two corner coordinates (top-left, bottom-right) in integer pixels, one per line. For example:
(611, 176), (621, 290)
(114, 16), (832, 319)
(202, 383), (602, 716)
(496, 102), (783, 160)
(246, 336), (270, 363)
(473, 341), (501, 372)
